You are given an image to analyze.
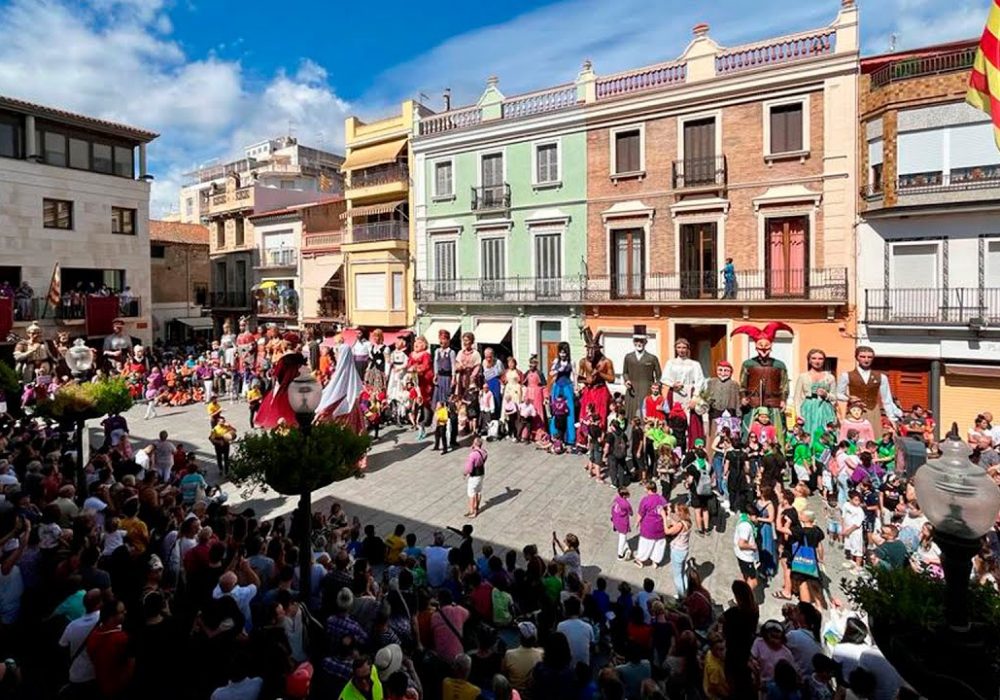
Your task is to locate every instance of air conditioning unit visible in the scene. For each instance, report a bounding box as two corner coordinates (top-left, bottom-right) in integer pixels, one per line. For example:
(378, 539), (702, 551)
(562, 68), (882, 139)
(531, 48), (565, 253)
(969, 316), (988, 333)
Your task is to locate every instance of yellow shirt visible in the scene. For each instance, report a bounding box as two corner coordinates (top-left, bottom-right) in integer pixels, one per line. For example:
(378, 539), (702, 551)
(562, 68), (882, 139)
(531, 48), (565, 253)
(385, 534), (405, 564)
(435, 407), (449, 425)
(441, 678), (480, 700)
(211, 423), (233, 441)
(206, 400), (221, 416)
(703, 650), (730, 700)
(247, 387), (262, 402)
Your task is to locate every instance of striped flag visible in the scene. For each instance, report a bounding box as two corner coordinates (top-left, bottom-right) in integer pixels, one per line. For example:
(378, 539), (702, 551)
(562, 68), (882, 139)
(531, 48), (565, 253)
(46, 262), (61, 307)
(967, 0), (1000, 149)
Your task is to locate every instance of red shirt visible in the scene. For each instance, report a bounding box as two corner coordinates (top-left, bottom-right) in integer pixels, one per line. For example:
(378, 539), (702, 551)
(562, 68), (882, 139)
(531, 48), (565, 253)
(87, 625), (132, 697)
(469, 581), (494, 620)
(644, 395), (666, 422)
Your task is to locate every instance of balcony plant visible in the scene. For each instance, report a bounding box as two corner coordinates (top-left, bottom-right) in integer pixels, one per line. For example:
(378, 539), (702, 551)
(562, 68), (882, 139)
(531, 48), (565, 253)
(843, 565), (1000, 699)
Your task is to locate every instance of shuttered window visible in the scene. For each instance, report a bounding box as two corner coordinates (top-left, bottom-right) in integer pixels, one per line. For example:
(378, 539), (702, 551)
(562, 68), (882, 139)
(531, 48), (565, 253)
(536, 143), (559, 183)
(481, 237), (505, 280)
(354, 272), (386, 310)
(434, 160), (453, 196)
(897, 129), (945, 175)
(949, 122), (1000, 169)
(434, 240), (456, 281)
(613, 129), (641, 174)
(534, 232), (562, 298)
(769, 102), (804, 154)
(392, 272), (404, 310)
(891, 244), (938, 288)
(986, 241), (1000, 287)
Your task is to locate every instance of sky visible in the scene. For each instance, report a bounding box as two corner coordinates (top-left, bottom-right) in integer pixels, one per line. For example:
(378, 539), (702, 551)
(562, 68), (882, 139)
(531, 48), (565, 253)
(0, 0), (989, 215)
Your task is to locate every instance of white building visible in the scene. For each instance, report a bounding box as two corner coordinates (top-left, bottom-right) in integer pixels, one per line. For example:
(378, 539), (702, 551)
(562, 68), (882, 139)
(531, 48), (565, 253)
(0, 94), (157, 346)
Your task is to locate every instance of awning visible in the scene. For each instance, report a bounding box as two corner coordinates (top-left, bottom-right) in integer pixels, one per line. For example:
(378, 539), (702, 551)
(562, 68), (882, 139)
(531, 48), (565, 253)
(339, 199), (407, 220)
(340, 137), (407, 173)
(473, 320), (512, 345)
(944, 363), (1000, 379)
(176, 316), (215, 330)
(423, 319), (461, 342)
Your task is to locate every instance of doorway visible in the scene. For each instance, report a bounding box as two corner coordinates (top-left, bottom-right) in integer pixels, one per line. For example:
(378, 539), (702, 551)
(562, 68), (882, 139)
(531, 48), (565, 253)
(679, 223), (718, 299)
(538, 321), (562, 370)
(611, 228), (645, 299)
(673, 323), (728, 376)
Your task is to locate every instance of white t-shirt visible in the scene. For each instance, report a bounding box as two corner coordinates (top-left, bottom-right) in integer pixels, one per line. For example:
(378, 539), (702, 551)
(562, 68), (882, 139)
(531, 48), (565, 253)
(841, 502), (866, 533)
(832, 642), (905, 700)
(213, 583), (258, 632)
(733, 520), (759, 563)
(59, 610), (99, 683)
(425, 546), (451, 588)
(211, 676), (265, 700)
(134, 449), (150, 476)
(785, 628), (823, 676)
(153, 439), (176, 474)
(556, 617), (595, 668)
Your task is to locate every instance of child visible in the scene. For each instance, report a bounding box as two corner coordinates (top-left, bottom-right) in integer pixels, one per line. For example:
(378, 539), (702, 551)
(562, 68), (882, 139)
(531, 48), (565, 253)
(791, 429), (813, 488)
(749, 407), (777, 448)
(479, 385), (495, 437)
(384, 524), (406, 565)
(841, 490), (866, 569)
(630, 417), (646, 483)
(587, 414), (605, 482)
(502, 396), (518, 441)
(611, 487), (633, 560)
(517, 398), (536, 443)
(875, 431), (897, 471)
(407, 379), (422, 431)
(246, 381), (262, 426)
(447, 395), (461, 450)
(839, 400), (875, 444)
(551, 430), (565, 455)
(464, 385), (480, 436)
(433, 401), (449, 453)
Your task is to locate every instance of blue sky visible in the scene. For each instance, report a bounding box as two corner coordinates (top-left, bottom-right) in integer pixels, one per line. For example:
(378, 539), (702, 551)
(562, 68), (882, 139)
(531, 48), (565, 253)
(0, 0), (989, 214)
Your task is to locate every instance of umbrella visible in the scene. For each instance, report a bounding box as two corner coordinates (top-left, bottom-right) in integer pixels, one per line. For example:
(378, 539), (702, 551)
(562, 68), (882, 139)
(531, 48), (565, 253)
(259, 280), (277, 290)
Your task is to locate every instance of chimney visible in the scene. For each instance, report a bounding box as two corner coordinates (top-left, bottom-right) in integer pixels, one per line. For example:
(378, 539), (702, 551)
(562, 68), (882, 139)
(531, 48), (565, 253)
(692, 22), (710, 38)
(443, 88), (451, 112)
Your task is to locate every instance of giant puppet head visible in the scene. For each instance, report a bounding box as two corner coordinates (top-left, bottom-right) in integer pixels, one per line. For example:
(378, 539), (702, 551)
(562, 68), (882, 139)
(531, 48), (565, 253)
(582, 328), (604, 364)
(730, 322), (794, 360)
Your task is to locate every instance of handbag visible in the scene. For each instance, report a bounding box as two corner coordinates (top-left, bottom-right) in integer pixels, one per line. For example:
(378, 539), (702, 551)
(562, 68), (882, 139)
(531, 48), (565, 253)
(791, 537), (820, 578)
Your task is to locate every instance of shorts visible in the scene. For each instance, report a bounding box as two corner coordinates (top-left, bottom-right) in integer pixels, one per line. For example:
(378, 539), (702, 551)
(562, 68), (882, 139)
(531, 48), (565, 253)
(589, 444), (603, 464)
(467, 476), (484, 497)
(738, 558), (758, 580)
(690, 493), (713, 510)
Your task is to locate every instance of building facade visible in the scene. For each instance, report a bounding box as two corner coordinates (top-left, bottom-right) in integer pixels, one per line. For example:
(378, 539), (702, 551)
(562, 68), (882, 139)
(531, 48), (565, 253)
(341, 101), (421, 330)
(412, 79), (589, 360)
(411, 2), (858, 382)
(149, 220), (211, 343)
(246, 198), (346, 331)
(190, 138), (344, 331)
(0, 94), (157, 346)
(856, 39), (999, 432)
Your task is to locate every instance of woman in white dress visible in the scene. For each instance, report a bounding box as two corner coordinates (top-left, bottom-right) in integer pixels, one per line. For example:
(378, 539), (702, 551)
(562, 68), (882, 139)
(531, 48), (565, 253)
(661, 338), (707, 448)
(386, 336), (410, 420)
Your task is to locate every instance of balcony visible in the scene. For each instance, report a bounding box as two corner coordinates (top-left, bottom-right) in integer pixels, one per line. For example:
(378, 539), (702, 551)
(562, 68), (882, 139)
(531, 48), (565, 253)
(672, 156), (727, 190)
(210, 291), (249, 308)
(255, 297), (298, 318)
(864, 288), (1000, 326)
(18, 295), (142, 322)
(208, 186), (254, 215)
(870, 46), (976, 89)
(861, 182), (884, 201)
(348, 164), (409, 189)
(348, 221), (408, 245)
(416, 276), (586, 304)
(258, 248), (298, 269)
(896, 167), (1000, 196)
(471, 184), (511, 212)
(584, 268), (848, 303)
(302, 230), (343, 253)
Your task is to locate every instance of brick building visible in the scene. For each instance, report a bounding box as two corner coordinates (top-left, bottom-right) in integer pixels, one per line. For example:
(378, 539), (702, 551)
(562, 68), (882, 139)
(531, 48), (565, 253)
(581, 2), (859, 382)
(856, 38), (1000, 433)
(149, 220), (210, 343)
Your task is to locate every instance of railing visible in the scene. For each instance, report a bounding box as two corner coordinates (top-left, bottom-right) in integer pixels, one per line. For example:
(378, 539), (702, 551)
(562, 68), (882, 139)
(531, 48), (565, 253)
(501, 85), (578, 119)
(416, 276), (586, 303)
(897, 167), (1000, 195)
(471, 183), (511, 211)
(210, 291), (249, 308)
(259, 248), (298, 268)
(256, 298), (298, 317)
(302, 230), (343, 249)
(596, 61), (687, 100)
(583, 268), (848, 303)
(864, 287), (1000, 325)
(418, 106), (483, 136)
(672, 155), (727, 189)
(348, 163), (409, 188)
(870, 46), (977, 89)
(16, 295), (142, 321)
(861, 182), (884, 199)
(349, 221), (408, 244)
(716, 29), (836, 75)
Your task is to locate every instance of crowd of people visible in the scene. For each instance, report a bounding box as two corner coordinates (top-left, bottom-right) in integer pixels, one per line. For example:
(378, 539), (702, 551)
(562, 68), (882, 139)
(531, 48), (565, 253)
(3, 315), (1000, 700)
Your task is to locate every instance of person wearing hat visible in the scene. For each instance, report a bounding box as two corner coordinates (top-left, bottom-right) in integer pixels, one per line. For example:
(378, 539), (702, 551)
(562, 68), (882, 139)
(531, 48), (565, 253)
(622, 325), (661, 428)
(661, 338), (706, 450)
(12, 322), (56, 384)
(732, 322), (792, 448)
(374, 643), (404, 682)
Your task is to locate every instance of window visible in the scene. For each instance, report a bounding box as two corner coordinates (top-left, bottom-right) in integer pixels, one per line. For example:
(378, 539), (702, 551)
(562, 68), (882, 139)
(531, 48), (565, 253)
(114, 146), (133, 178)
(612, 127), (642, 175)
(0, 113), (21, 159)
(480, 237), (505, 295)
(611, 229), (644, 298)
(42, 131), (66, 166)
(93, 143), (113, 174)
(868, 138), (884, 192)
(112, 207), (136, 235)
(433, 240), (457, 296)
(897, 129), (944, 188)
(234, 218), (245, 246)
(151, 244), (166, 259)
(43, 198), (72, 229)
(215, 221), (225, 248)
(215, 262), (227, 294)
(392, 272), (404, 310)
(986, 241), (1000, 288)
(434, 160), (453, 197)
(69, 138), (89, 169)
(891, 243), (939, 288)
(185, 197), (194, 217)
(534, 232), (562, 297)
(768, 102), (804, 154)
(354, 272), (387, 310)
(535, 142), (559, 184)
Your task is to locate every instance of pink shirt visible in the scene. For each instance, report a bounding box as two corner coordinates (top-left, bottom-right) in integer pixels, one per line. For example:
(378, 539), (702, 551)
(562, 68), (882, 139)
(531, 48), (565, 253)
(431, 604), (470, 661)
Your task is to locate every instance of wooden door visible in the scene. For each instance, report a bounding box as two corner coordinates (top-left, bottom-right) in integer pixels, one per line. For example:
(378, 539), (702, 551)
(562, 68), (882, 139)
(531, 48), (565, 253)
(873, 359), (930, 412)
(680, 223), (718, 299)
(611, 229), (644, 299)
(539, 321), (562, 372)
(766, 216), (808, 298)
(683, 118), (716, 185)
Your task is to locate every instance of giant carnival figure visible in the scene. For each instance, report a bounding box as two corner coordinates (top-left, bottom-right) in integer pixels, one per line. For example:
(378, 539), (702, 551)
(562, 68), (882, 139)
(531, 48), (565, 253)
(102, 317), (133, 369)
(548, 342), (576, 445)
(661, 337), (706, 449)
(731, 322), (792, 448)
(621, 325), (661, 426)
(12, 322), (57, 384)
(254, 332), (308, 429)
(577, 329), (615, 447)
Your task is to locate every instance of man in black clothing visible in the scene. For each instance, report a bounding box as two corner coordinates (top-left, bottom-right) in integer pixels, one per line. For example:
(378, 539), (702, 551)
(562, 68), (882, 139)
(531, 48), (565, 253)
(760, 442), (785, 489)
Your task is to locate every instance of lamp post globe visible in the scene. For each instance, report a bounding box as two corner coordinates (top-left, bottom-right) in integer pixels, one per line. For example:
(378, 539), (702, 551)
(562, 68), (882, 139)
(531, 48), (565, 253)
(914, 424), (1000, 631)
(290, 368), (322, 427)
(64, 338), (94, 379)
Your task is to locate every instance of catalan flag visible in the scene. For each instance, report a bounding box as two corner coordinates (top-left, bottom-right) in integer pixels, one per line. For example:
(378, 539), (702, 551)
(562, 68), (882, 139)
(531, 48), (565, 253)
(46, 262), (61, 308)
(968, 0), (1000, 149)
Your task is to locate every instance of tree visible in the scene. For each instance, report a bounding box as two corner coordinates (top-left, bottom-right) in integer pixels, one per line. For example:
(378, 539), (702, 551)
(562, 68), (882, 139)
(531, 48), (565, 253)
(229, 422), (371, 601)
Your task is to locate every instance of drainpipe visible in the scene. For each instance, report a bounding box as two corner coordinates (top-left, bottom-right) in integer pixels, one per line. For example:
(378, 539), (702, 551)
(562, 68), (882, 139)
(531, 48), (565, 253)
(930, 359), (942, 443)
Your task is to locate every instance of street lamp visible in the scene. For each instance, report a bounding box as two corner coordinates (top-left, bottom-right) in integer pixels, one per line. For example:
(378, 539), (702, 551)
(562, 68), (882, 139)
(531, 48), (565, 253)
(290, 367), (322, 602)
(63, 339), (95, 501)
(914, 423), (1000, 632)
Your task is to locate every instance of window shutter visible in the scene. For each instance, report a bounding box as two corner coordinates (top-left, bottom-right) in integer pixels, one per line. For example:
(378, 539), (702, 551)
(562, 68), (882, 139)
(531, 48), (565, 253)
(868, 138), (884, 166)
(354, 273), (386, 310)
(616, 131), (639, 173)
(891, 244), (938, 288)
(897, 130), (945, 175)
(434, 241), (456, 281)
(786, 105), (803, 151)
(770, 108), (787, 154)
(949, 122), (1000, 169)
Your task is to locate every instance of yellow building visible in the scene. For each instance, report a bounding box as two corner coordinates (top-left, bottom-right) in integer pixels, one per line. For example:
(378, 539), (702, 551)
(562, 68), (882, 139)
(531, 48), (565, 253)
(341, 100), (423, 329)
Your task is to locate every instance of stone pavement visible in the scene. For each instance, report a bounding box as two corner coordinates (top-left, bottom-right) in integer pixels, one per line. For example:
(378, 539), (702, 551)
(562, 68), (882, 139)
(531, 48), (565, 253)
(99, 398), (852, 620)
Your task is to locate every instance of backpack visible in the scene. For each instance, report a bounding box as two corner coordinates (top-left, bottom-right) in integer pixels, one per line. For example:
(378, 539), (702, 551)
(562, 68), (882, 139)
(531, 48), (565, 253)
(695, 460), (713, 496)
(551, 395), (569, 417)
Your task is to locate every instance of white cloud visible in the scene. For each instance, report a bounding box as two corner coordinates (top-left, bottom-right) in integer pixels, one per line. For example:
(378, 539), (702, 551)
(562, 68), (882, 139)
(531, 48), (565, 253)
(862, 0), (985, 53)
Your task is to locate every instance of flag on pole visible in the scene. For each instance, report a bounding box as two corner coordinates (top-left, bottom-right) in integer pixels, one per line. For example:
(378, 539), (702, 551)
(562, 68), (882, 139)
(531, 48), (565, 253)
(967, 0), (1000, 149)
(45, 263), (61, 317)
(315, 344), (365, 432)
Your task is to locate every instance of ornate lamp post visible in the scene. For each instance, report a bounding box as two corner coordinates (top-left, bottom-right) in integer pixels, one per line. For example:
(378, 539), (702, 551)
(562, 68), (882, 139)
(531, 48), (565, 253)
(63, 339), (95, 500)
(290, 367), (322, 602)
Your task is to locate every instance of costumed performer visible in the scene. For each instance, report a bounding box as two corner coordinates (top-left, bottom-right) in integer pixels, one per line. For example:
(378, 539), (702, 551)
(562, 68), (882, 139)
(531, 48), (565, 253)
(661, 338), (706, 449)
(577, 328), (614, 447)
(731, 322), (792, 448)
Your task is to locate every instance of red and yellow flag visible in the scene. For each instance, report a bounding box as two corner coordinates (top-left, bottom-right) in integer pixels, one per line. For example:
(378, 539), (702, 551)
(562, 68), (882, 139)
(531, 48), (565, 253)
(968, 0), (1000, 149)
(46, 262), (60, 307)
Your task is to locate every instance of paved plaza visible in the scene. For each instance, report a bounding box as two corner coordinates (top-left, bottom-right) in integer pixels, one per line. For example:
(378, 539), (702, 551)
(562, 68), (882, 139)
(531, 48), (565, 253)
(99, 399), (851, 619)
